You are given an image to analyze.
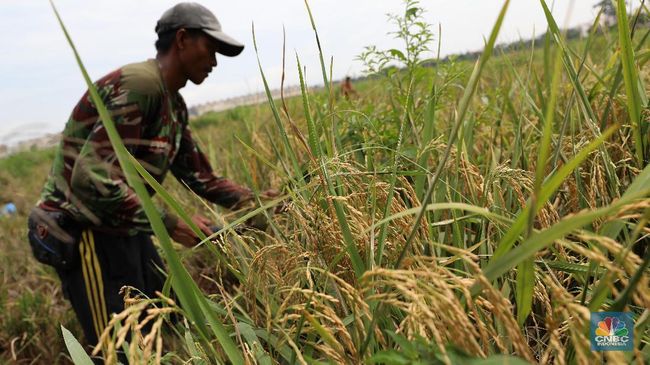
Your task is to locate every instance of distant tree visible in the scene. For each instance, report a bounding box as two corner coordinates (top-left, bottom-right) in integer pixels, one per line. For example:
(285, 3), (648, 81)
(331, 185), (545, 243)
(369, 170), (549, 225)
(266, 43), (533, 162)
(638, 11), (650, 26)
(594, 0), (618, 26)
(565, 27), (582, 39)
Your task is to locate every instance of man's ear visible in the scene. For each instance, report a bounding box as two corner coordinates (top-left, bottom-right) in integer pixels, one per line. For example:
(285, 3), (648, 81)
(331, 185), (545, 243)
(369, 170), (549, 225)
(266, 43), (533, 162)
(175, 28), (189, 50)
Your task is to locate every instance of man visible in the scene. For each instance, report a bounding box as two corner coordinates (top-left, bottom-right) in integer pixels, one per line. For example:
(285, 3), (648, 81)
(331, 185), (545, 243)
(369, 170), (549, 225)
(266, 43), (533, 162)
(27, 2), (264, 350)
(340, 76), (358, 99)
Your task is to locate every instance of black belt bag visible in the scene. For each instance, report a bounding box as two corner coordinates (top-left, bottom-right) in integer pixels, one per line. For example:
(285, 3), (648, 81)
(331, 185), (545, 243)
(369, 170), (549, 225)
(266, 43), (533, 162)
(27, 208), (82, 271)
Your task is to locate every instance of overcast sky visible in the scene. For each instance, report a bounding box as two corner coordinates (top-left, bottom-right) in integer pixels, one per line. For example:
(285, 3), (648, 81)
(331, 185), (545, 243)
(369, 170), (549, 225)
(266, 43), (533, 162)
(0, 0), (634, 144)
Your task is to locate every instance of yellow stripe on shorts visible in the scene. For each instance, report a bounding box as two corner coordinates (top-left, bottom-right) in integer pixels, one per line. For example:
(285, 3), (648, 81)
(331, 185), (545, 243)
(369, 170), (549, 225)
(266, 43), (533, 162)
(80, 230), (103, 340)
(86, 230), (108, 330)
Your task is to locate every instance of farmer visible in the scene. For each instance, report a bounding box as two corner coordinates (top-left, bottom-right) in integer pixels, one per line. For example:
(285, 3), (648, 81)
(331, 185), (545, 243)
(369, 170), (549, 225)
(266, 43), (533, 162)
(340, 76), (357, 99)
(27, 2), (270, 352)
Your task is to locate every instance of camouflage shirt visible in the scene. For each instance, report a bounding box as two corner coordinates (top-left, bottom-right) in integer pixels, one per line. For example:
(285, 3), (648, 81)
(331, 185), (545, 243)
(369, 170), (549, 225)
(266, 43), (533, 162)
(38, 59), (252, 235)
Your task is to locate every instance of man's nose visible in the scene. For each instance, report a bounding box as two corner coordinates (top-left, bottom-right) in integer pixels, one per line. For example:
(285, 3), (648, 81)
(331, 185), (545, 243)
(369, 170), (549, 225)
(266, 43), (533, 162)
(210, 53), (217, 67)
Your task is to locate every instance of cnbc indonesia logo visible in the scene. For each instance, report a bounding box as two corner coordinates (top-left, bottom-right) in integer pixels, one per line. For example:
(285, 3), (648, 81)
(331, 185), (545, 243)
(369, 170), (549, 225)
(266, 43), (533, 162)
(591, 312), (633, 351)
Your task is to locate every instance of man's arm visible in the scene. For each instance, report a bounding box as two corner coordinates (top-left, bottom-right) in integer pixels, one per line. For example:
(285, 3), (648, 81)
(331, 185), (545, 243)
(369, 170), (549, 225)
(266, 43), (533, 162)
(170, 126), (253, 209)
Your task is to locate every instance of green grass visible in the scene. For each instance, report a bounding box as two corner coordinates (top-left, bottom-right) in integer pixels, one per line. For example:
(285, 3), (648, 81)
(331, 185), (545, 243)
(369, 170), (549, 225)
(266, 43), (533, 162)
(1, 0), (649, 363)
(0, 148), (55, 179)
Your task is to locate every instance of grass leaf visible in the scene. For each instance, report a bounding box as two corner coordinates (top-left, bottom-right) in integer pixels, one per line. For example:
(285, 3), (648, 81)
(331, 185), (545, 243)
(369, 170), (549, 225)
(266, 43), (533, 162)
(50, 1), (244, 362)
(616, 0), (646, 166)
(61, 325), (93, 365)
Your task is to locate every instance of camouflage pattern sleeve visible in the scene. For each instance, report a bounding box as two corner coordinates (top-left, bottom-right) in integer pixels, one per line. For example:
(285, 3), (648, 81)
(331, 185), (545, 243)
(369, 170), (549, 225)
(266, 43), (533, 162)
(39, 60), (251, 234)
(69, 81), (159, 233)
(170, 126), (253, 208)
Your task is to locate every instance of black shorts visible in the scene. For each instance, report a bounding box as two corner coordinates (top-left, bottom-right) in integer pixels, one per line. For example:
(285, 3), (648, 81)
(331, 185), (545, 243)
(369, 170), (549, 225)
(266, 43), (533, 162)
(55, 228), (167, 348)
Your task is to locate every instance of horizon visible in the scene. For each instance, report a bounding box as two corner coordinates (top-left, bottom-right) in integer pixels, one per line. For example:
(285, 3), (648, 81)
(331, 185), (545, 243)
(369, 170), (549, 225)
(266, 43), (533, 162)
(0, 0), (636, 146)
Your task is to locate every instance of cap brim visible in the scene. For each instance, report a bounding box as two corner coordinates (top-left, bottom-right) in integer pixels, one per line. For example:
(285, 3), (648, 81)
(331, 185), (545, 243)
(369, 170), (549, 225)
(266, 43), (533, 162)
(203, 28), (244, 57)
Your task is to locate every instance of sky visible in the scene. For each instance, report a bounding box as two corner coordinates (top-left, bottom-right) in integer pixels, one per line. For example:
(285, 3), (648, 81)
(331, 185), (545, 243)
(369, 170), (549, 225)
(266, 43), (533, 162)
(0, 0), (633, 145)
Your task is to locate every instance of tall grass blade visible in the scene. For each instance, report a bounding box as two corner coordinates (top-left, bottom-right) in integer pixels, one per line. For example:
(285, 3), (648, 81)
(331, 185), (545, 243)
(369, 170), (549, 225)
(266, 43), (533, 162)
(415, 83), (438, 200)
(184, 327), (208, 365)
(361, 0), (511, 355)
(600, 163), (650, 239)
(492, 125), (619, 259)
(588, 163), (650, 310)
(238, 323), (274, 365)
(517, 17), (565, 325)
(50, 1), (243, 362)
(303, 0), (330, 95)
(415, 25), (442, 200)
(377, 78), (412, 267)
(296, 55), (323, 158)
(515, 258), (535, 325)
(474, 187), (650, 294)
(296, 54), (365, 277)
(61, 326), (93, 365)
(129, 155), (246, 281)
(615, 0), (646, 166)
(366, 202), (511, 233)
(539, 0), (620, 196)
(394, 0), (511, 269)
(610, 243), (650, 311)
(252, 24), (304, 187)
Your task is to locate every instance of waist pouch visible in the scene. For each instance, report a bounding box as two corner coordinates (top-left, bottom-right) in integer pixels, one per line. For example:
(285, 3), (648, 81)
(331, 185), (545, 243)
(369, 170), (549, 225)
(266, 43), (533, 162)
(27, 208), (82, 271)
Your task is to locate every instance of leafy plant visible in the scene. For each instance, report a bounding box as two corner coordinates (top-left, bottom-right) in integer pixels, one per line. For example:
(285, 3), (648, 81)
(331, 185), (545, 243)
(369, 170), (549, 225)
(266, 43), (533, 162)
(358, 0), (434, 74)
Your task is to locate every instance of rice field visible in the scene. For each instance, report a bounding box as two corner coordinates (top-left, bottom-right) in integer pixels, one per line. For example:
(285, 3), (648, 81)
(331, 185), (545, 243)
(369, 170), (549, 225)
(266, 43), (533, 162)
(1, 0), (649, 363)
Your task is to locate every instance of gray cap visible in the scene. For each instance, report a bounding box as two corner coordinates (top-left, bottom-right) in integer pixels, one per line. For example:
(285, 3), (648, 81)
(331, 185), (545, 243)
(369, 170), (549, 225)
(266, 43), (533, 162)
(155, 2), (244, 57)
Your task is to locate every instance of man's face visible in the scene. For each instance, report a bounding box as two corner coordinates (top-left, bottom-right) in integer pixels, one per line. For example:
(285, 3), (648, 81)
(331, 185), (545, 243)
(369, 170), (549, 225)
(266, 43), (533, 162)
(178, 30), (219, 85)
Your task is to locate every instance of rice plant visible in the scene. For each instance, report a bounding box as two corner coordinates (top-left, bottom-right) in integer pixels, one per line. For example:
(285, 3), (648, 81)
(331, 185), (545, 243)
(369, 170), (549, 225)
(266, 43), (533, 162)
(1, 0), (648, 363)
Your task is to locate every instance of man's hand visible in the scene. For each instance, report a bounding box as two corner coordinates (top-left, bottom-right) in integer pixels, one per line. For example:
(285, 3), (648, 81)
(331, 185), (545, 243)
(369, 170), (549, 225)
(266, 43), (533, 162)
(231, 188), (281, 211)
(260, 188), (280, 199)
(261, 188), (289, 213)
(169, 214), (213, 247)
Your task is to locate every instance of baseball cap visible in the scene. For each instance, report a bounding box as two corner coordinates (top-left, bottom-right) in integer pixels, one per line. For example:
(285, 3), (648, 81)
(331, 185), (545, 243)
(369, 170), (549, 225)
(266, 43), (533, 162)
(155, 2), (244, 57)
